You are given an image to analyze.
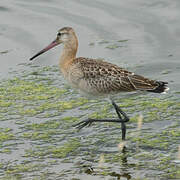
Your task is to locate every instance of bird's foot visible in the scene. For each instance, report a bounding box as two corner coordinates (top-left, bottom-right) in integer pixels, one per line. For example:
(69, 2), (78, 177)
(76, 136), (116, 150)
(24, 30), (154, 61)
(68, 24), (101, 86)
(73, 118), (94, 130)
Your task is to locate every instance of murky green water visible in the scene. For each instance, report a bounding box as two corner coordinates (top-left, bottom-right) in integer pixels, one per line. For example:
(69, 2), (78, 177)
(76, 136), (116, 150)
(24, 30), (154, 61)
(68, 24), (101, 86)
(0, 64), (179, 180)
(0, 0), (180, 179)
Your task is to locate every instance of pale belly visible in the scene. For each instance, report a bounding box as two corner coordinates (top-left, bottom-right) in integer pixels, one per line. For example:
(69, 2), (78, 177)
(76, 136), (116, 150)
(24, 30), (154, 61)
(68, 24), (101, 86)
(66, 76), (120, 98)
(61, 67), (132, 98)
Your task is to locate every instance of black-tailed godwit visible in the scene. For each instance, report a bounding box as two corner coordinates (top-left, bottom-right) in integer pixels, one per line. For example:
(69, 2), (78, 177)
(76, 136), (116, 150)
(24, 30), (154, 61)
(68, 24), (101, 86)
(30, 27), (169, 141)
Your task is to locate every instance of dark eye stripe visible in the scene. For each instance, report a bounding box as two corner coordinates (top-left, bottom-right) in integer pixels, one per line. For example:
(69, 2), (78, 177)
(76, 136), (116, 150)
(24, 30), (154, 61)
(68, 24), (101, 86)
(57, 32), (66, 36)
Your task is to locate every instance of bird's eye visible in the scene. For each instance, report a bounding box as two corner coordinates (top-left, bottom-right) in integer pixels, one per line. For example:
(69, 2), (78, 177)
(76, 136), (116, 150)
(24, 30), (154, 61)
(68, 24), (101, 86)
(57, 32), (61, 36)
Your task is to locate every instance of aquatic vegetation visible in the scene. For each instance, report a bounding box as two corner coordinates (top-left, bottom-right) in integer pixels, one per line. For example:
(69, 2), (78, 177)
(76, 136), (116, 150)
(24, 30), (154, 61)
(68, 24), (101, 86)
(88, 42), (95, 46)
(88, 38), (128, 50)
(0, 65), (179, 179)
(105, 44), (121, 49)
(5, 162), (45, 178)
(98, 40), (109, 44)
(50, 138), (81, 158)
(0, 128), (14, 143)
(117, 39), (129, 42)
(0, 50), (10, 54)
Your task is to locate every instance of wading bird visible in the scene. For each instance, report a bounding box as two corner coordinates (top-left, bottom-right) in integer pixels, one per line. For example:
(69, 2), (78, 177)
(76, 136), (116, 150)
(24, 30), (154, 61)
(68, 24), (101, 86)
(30, 27), (169, 141)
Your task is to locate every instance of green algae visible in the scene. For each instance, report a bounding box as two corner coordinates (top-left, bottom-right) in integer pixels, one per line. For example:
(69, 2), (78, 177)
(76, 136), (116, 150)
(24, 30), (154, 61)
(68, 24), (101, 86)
(0, 128), (14, 143)
(0, 175), (22, 180)
(25, 120), (61, 131)
(98, 40), (110, 44)
(0, 50), (9, 54)
(106, 44), (121, 49)
(117, 39), (129, 42)
(129, 126), (180, 150)
(89, 103), (112, 119)
(0, 64), (179, 179)
(0, 76), (89, 118)
(22, 131), (55, 141)
(25, 138), (81, 159)
(89, 42), (95, 46)
(1, 77), (67, 101)
(161, 69), (172, 75)
(50, 138), (81, 158)
(6, 163), (45, 174)
(88, 38), (128, 50)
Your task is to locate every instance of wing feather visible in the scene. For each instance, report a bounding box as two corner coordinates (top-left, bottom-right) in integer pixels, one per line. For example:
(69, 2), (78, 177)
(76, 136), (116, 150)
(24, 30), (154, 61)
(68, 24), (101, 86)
(71, 57), (159, 93)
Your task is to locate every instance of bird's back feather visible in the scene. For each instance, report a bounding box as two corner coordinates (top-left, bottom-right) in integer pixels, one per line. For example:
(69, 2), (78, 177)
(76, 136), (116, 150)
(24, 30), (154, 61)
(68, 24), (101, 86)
(68, 57), (168, 94)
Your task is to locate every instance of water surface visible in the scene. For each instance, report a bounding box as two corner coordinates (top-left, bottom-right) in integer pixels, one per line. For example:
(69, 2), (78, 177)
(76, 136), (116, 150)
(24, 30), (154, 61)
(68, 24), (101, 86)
(0, 0), (180, 179)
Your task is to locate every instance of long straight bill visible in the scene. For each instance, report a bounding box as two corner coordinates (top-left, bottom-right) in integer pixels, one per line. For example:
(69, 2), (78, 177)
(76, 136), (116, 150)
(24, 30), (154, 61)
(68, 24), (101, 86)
(30, 39), (59, 61)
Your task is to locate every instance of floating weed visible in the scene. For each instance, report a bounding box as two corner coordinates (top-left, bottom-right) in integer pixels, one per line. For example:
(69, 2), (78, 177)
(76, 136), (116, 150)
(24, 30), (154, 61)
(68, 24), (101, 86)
(130, 126), (180, 151)
(0, 163), (3, 169)
(117, 39), (129, 42)
(89, 104), (112, 119)
(61, 116), (79, 123)
(119, 98), (135, 107)
(129, 114), (140, 122)
(105, 44), (121, 50)
(0, 50), (10, 54)
(24, 148), (48, 158)
(89, 42), (95, 46)
(98, 40), (109, 44)
(6, 163), (44, 174)
(0, 174), (22, 180)
(146, 110), (161, 121)
(0, 77), (67, 101)
(0, 65), (179, 179)
(0, 128), (14, 143)
(104, 152), (126, 164)
(161, 129), (180, 142)
(59, 98), (88, 110)
(50, 138), (80, 158)
(29, 98), (88, 113)
(41, 66), (59, 72)
(25, 138), (81, 159)
(22, 131), (54, 141)
(156, 154), (180, 179)
(21, 120), (63, 141)
(18, 108), (39, 116)
(25, 120), (61, 131)
(161, 69), (172, 75)
(134, 151), (155, 161)
(0, 76), (85, 118)
(94, 39), (128, 50)
(0, 100), (13, 107)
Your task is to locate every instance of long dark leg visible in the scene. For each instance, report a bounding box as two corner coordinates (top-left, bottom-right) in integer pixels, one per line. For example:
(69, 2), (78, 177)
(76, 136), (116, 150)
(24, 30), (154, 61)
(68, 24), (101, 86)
(111, 100), (129, 140)
(73, 100), (129, 140)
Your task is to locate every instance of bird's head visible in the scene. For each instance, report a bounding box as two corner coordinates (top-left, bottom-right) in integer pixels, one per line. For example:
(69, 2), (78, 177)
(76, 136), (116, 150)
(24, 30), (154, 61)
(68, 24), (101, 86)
(30, 27), (76, 61)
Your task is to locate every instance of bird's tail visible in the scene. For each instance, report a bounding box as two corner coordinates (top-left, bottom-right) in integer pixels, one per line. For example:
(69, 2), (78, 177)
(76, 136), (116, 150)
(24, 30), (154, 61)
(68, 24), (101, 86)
(147, 81), (169, 94)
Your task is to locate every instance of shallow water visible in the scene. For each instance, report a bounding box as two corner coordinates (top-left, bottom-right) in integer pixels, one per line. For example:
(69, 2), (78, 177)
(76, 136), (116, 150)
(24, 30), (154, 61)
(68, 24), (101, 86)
(0, 0), (180, 179)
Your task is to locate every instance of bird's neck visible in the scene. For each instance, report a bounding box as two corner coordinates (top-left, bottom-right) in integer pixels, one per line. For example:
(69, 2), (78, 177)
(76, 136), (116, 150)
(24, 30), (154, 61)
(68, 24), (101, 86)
(59, 37), (78, 70)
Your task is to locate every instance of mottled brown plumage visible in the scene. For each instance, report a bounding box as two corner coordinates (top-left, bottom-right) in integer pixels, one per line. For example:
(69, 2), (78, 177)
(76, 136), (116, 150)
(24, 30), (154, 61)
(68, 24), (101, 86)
(30, 27), (168, 96)
(30, 27), (169, 141)
(70, 57), (164, 94)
